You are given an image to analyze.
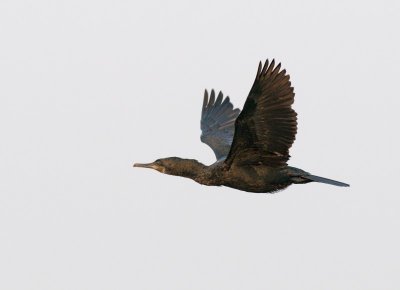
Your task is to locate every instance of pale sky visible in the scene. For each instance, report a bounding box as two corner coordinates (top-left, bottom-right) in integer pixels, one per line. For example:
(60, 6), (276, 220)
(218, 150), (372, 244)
(1, 0), (399, 289)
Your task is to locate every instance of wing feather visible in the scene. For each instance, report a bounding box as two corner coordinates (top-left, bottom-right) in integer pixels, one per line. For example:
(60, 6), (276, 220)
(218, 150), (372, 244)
(225, 60), (297, 167)
(201, 90), (241, 160)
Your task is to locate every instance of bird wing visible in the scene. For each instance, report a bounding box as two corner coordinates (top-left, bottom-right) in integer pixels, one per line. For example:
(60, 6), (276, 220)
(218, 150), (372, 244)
(201, 89), (241, 160)
(225, 59), (297, 167)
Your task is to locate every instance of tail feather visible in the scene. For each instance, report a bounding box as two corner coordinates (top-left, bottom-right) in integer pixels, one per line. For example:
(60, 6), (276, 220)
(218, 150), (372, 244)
(306, 174), (350, 187)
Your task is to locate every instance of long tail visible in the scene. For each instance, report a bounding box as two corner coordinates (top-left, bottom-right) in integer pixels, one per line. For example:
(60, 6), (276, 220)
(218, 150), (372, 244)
(306, 174), (350, 187)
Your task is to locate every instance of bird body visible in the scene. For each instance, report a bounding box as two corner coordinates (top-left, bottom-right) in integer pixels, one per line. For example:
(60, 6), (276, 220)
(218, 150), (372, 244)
(136, 157), (312, 193)
(218, 165), (305, 193)
(134, 60), (349, 193)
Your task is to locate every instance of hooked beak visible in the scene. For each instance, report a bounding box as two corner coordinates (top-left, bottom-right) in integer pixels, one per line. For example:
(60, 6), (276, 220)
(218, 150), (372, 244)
(133, 162), (164, 172)
(133, 162), (155, 169)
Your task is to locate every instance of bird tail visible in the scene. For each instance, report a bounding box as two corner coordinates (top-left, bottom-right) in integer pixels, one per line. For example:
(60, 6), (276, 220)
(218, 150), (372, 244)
(305, 174), (349, 187)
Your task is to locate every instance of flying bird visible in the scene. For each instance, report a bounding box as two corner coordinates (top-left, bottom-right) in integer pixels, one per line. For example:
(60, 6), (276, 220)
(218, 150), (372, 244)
(134, 60), (349, 193)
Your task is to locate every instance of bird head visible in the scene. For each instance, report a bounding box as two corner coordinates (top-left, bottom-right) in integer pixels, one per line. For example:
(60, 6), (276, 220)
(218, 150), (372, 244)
(134, 157), (206, 178)
(133, 157), (182, 175)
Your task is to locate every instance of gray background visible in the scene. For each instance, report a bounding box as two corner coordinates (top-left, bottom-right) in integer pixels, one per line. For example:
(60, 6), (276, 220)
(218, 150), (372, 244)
(1, 0), (399, 289)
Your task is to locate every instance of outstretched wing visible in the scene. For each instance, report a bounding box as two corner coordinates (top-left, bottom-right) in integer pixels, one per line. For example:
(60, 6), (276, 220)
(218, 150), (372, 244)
(225, 59), (297, 167)
(201, 89), (241, 160)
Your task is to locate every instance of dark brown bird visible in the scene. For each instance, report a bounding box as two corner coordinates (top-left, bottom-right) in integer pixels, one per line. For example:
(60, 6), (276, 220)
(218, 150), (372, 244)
(134, 60), (349, 193)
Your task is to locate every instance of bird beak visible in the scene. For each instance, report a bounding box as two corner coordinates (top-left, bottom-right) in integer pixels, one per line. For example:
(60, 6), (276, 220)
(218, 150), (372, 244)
(133, 162), (164, 172)
(133, 162), (155, 169)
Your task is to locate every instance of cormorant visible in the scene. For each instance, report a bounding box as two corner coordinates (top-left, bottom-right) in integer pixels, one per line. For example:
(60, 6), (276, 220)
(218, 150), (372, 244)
(134, 60), (349, 193)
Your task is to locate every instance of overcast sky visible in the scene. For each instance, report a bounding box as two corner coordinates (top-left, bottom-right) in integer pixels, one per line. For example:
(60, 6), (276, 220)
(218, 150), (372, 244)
(1, 0), (399, 289)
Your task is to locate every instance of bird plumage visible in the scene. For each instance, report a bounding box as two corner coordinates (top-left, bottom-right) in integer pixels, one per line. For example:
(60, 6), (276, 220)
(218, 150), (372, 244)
(201, 89), (240, 160)
(134, 59), (349, 193)
(225, 59), (297, 168)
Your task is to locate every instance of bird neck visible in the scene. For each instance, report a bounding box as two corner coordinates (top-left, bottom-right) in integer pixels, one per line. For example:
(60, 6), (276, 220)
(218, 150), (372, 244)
(166, 158), (207, 181)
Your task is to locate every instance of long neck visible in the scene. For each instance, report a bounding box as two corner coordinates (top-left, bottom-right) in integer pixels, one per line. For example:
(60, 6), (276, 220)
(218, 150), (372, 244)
(167, 158), (207, 181)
